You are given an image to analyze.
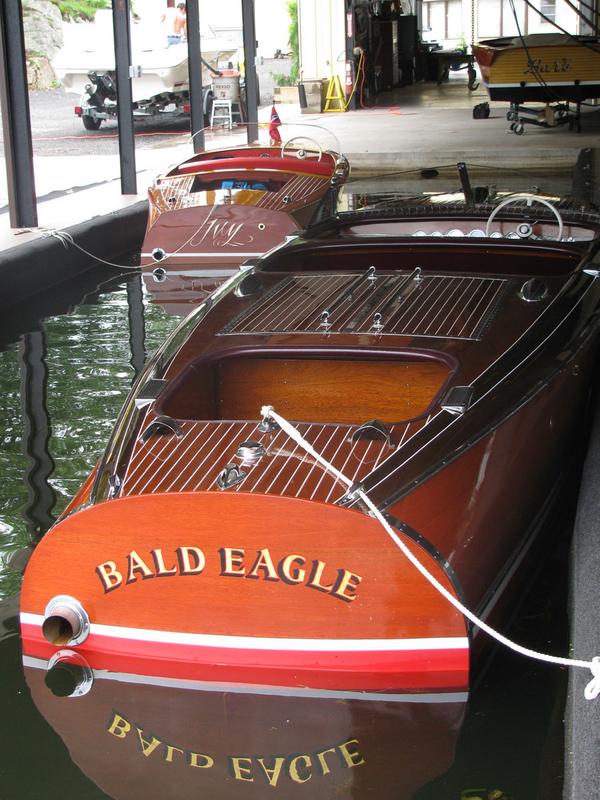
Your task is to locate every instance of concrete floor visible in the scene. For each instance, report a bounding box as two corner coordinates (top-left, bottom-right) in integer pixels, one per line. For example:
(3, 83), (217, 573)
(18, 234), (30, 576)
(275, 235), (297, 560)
(1, 71), (597, 256)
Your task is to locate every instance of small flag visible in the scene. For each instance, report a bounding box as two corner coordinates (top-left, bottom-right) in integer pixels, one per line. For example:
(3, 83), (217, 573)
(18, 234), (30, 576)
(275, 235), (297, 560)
(269, 104), (282, 144)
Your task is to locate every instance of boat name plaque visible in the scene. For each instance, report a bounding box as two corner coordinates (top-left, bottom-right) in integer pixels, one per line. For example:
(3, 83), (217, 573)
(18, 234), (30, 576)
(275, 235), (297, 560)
(95, 546), (363, 603)
(525, 57), (571, 76)
(191, 218), (254, 248)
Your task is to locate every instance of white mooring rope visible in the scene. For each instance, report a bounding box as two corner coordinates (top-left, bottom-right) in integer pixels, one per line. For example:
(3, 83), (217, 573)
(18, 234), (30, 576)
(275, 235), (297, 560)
(259, 405), (600, 700)
(42, 200), (223, 272)
(41, 230), (140, 270)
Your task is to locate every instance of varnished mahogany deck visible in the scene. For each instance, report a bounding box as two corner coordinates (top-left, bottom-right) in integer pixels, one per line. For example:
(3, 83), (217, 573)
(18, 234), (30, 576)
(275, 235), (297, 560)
(220, 272), (507, 339)
(122, 418), (432, 500)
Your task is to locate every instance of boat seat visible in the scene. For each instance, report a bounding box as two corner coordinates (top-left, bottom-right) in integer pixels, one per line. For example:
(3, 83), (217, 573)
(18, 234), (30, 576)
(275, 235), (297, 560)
(174, 156), (333, 178)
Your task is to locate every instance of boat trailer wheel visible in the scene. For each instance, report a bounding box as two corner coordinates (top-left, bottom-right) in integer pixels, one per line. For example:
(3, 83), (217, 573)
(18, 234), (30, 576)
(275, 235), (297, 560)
(485, 193), (564, 241)
(281, 136), (323, 161)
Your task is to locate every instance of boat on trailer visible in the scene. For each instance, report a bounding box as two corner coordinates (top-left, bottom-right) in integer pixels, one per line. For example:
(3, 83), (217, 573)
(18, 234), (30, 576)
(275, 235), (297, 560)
(473, 33), (600, 133)
(140, 137), (349, 313)
(473, 33), (600, 104)
(54, 9), (238, 130)
(20, 168), (600, 702)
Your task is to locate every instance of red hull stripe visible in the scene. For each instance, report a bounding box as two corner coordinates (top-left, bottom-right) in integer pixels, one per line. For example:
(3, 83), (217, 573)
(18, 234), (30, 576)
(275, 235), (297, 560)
(23, 653), (469, 703)
(20, 616), (469, 692)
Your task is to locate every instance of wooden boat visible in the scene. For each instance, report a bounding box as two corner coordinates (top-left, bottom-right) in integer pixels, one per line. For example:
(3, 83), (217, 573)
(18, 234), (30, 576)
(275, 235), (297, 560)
(22, 652), (466, 798)
(20, 177), (600, 699)
(139, 139), (349, 311)
(473, 33), (600, 103)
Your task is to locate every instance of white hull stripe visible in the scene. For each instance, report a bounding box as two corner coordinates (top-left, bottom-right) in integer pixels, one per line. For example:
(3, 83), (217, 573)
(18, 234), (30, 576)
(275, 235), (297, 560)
(485, 80), (600, 88)
(140, 252), (264, 259)
(21, 613), (468, 652)
(146, 268), (238, 278)
(22, 656), (469, 703)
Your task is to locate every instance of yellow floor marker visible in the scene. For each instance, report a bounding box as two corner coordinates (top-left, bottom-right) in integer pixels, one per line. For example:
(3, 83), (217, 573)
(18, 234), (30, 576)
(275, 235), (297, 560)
(324, 75), (346, 112)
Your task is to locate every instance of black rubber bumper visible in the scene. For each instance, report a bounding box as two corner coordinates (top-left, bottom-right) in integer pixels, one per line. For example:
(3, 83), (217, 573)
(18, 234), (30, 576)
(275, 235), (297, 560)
(0, 200), (148, 311)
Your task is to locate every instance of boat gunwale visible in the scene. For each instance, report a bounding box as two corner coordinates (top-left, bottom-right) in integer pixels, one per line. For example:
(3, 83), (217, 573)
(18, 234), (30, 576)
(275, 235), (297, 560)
(351, 274), (600, 511)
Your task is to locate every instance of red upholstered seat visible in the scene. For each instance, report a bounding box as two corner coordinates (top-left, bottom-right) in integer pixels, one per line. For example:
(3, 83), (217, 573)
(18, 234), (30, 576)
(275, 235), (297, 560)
(173, 156), (333, 178)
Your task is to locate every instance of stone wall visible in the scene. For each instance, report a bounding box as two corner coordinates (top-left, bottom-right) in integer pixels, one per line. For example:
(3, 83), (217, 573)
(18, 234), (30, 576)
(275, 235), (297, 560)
(22, 0), (64, 89)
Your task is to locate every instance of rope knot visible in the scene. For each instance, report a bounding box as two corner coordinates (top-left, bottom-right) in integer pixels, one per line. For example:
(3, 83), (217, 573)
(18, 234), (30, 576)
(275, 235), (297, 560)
(42, 229), (74, 249)
(584, 656), (600, 700)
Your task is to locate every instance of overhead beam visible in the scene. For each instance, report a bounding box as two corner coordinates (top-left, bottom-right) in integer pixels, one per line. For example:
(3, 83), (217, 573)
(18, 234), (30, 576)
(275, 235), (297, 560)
(0, 0), (37, 228)
(186, 0), (205, 152)
(112, 0), (137, 194)
(241, 0), (259, 143)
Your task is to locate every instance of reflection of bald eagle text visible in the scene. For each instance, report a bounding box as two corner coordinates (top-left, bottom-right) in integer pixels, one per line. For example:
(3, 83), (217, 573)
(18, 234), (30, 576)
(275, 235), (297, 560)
(108, 711), (366, 786)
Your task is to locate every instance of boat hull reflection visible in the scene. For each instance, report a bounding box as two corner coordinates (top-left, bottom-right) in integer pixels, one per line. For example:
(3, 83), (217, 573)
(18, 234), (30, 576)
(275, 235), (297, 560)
(23, 656), (466, 799)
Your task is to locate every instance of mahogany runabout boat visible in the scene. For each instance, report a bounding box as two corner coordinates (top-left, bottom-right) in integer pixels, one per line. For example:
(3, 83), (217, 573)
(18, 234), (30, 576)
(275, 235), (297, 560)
(139, 138), (349, 312)
(20, 175), (600, 700)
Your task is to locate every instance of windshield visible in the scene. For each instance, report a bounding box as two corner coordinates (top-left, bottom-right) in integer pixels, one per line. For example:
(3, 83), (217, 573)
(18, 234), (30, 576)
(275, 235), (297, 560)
(337, 161), (599, 213)
(313, 161), (600, 242)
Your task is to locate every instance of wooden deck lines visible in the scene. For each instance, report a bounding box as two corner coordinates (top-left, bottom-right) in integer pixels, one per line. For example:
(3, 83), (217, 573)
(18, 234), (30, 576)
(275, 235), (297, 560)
(220, 274), (507, 340)
(280, 425), (341, 499)
(121, 417), (430, 503)
(256, 174), (325, 210)
(155, 176), (195, 212)
(152, 173), (325, 216)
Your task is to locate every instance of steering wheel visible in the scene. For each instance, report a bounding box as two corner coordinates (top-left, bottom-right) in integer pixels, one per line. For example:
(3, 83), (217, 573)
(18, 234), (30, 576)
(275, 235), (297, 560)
(485, 193), (563, 240)
(281, 136), (323, 162)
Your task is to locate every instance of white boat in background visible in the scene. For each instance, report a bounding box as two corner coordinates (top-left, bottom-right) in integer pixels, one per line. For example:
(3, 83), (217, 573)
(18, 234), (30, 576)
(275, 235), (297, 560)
(54, 9), (239, 129)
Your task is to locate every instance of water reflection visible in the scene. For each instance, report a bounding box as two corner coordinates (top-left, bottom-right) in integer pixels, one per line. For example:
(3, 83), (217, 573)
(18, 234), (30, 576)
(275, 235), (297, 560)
(126, 274), (147, 376)
(19, 331), (56, 540)
(142, 267), (223, 316)
(23, 658), (466, 799)
(0, 266), (176, 599)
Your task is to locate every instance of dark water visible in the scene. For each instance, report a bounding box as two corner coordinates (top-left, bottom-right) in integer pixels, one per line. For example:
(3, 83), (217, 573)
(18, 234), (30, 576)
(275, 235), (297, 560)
(0, 264), (571, 800)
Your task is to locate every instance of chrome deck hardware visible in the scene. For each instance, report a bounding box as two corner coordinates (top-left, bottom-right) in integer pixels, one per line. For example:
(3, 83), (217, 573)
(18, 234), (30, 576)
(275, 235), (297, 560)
(441, 386), (474, 415)
(350, 420), (396, 448)
(140, 415), (183, 442)
(134, 378), (168, 409)
(320, 310), (332, 330)
(217, 463), (248, 489)
(107, 474), (122, 499)
(371, 312), (385, 332)
(518, 277), (549, 302)
(236, 440), (267, 463)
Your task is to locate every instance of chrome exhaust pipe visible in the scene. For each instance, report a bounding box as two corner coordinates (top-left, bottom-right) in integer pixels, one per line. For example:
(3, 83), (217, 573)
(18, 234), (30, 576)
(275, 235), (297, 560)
(42, 595), (90, 647)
